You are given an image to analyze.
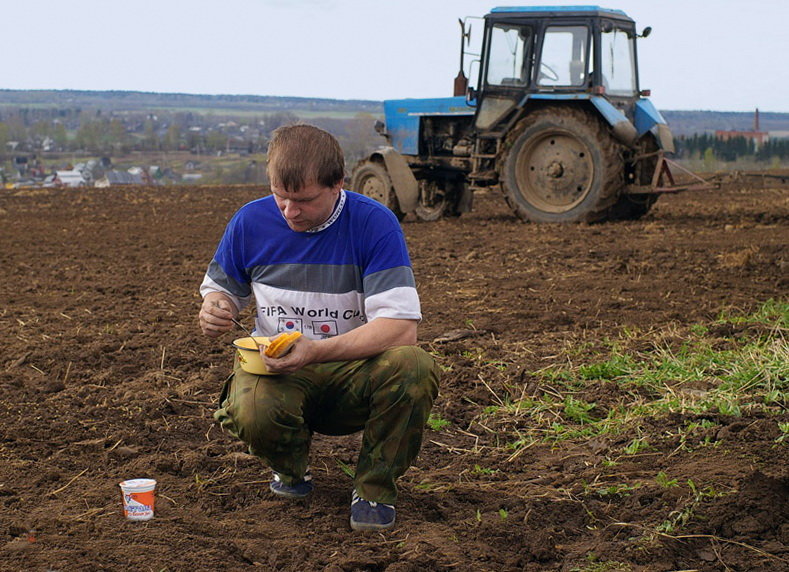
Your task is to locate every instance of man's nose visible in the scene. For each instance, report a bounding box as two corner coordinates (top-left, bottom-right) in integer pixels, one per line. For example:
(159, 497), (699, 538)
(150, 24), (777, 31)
(282, 201), (299, 218)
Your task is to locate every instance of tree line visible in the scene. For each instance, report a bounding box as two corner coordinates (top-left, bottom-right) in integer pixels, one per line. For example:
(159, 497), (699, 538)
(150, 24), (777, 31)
(674, 133), (789, 162)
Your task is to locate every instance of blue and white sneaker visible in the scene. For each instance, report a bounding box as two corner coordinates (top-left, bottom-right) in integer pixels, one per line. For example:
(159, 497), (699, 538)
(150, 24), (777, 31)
(350, 489), (396, 531)
(269, 469), (313, 498)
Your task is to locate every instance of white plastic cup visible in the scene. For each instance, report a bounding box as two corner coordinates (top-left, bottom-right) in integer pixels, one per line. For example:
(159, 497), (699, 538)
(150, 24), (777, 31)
(119, 478), (157, 521)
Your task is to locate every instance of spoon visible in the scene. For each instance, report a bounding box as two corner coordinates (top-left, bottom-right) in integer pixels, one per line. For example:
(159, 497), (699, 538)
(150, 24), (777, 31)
(230, 317), (262, 349)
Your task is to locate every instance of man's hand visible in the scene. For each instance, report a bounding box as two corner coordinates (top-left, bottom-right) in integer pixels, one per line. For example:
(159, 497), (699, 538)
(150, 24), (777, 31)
(262, 335), (315, 374)
(199, 292), (237, 337)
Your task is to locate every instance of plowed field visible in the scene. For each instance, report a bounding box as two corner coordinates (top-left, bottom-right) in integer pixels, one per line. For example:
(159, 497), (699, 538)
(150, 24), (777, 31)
(0, 179), (787, 571)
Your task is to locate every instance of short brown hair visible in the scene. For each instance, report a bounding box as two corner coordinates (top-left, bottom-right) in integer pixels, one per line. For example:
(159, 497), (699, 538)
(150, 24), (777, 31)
(267, 124), (345, 192)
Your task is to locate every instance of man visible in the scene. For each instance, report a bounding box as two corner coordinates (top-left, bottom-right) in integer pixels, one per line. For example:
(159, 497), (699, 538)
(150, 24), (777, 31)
(198, 124), (439, 531)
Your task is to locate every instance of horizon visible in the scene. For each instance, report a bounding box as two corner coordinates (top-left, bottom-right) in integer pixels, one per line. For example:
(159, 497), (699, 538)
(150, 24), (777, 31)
(1, 88), (787, 115)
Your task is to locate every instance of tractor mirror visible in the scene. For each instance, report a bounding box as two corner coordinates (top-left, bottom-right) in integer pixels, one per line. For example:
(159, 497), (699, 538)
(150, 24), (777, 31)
(640, 26), (652, 38)
(466, 86), (477, 104)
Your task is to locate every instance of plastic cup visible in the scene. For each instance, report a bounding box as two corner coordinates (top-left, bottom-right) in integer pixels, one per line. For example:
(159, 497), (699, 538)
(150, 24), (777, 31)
(119, 478), (157, 521)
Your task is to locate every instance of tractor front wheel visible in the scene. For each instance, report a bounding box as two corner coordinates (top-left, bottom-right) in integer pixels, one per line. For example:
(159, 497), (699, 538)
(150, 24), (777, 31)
(350, 161), (404, 220)
(500, 107), (623, 223)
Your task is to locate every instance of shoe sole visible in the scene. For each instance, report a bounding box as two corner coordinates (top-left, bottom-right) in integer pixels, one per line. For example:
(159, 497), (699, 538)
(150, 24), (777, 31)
(269, 483), (312, 499)
(350, 517), (396, 531)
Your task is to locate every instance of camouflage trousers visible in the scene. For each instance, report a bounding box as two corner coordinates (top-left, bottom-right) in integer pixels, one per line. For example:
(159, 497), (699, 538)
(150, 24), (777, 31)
(214, 345), (440, 504)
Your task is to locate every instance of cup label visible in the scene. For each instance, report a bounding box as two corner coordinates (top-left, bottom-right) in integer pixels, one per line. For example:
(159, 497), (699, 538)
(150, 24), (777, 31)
(122, 491), (155, 520)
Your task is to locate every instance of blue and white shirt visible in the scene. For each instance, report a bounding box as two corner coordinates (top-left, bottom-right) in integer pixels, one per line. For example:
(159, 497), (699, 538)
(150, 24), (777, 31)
(200, 190), (421, 339)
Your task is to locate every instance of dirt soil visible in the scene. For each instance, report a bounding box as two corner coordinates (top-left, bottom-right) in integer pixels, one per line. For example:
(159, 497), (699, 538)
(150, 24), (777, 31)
(0, 179), (787, 571)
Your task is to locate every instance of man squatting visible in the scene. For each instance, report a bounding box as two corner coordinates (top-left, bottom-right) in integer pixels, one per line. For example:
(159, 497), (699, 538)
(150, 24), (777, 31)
(198, 124), (440, 531)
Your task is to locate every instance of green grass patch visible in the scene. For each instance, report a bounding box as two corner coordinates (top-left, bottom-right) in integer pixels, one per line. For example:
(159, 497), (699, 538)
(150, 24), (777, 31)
(481, 300), (787, 453)
(427, 413), (451, 431)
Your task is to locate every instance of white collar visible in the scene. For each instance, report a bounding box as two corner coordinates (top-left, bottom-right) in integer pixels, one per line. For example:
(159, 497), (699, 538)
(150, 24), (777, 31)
(306, 189), (346, 233)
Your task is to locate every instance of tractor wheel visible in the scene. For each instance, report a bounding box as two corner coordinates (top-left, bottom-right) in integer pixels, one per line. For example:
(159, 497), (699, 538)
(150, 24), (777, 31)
(414, 180), (447, 221)
(500, 107), (623, 223)
(350, 161), (404, 220)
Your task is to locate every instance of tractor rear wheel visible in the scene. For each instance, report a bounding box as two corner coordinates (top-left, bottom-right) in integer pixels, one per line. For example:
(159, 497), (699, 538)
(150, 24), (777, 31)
(350, 161), (404, 220)
(500, 107), (623, 223)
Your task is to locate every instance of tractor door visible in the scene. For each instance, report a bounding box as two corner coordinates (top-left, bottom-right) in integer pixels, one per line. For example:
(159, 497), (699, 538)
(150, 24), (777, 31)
(598, 20), (638, 98)
(473, 22), (534, 131)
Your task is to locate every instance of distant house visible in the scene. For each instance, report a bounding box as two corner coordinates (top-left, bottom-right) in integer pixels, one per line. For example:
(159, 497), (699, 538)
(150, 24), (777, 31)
(54, 170), (86, 188)
(715, 108), (769, 149)
(127, 166), (152, 184)
(94, 170), (146, 187)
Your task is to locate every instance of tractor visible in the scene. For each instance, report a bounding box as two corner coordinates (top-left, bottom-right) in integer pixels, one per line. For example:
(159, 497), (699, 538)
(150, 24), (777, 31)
(351, 5), (708, 223)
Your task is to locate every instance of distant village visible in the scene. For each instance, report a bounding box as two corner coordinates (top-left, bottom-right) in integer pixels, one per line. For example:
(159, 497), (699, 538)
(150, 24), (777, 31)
(2, 155), (234, 189)
(0, 94), (383, 189)
(0, 110), (292, 189)
(7, 157), (166, 189)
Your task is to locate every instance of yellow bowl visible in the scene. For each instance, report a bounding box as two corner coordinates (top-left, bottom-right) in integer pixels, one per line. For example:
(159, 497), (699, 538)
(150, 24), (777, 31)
(232, 336), (273, 375)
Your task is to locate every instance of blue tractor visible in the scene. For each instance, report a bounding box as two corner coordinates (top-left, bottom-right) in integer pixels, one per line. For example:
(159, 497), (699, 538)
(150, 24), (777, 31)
(351, 6), (700, 223)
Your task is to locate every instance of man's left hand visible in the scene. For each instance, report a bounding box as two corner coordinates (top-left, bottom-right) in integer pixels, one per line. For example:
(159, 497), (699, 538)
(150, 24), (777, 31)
(262, 335), (315, 374)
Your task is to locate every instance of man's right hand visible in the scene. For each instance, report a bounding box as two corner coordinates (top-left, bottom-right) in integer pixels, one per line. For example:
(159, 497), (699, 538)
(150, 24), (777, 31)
(199, 293), (237, 337)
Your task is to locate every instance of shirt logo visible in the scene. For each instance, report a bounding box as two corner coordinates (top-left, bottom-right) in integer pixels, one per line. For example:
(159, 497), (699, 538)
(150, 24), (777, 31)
(278, 317), (303, 333)
(312, 320), (338, 338)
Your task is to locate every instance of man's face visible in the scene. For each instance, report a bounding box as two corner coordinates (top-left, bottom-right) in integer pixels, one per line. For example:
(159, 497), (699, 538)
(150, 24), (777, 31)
(271, 180), (341, 232)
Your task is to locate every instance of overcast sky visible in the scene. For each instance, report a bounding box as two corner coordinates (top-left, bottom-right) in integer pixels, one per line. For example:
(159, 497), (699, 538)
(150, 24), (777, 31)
(5, 0), (787, 112)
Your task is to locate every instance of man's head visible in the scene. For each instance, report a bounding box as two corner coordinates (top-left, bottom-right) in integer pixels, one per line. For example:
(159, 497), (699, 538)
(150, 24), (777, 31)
(267, 124), (345, 193)
(267, 124), (345, 232)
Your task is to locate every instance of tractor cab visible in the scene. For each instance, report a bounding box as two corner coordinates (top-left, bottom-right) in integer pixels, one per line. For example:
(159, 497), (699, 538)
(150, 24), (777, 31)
(469, 6), (644, 132)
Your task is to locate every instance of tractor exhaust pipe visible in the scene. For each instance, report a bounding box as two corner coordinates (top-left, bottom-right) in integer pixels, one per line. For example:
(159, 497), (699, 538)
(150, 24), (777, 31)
(453, 18), (469, 96)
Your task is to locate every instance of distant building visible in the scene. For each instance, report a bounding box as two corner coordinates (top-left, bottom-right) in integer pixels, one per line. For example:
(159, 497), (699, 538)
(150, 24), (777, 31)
(54, 170), (86, 188)
(94, 170), (146, 187)
(716, 108), (769, 148)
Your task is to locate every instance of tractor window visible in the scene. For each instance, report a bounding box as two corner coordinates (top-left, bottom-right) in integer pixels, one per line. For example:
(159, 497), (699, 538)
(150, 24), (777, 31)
(601, 27), (636, 95)
(538, 26), (589, 87)
(486, 25), (531, 87)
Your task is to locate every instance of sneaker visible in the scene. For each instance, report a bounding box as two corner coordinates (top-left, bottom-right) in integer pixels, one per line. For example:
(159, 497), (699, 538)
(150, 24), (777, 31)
(269, 469), (313, 498)
(350, 489), (396, 531)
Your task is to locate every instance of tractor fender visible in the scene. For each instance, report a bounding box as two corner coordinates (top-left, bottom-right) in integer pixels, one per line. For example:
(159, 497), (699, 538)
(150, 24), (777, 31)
(590, 96), (638, 147)
(373, 147), (419, 213)
(634, 99), (675, 152)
